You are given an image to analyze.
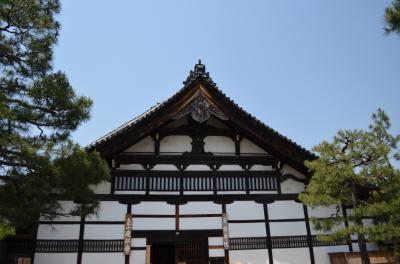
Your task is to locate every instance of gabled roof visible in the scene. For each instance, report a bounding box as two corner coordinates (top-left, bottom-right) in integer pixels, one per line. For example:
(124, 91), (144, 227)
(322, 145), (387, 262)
(87, 61), (316, 174)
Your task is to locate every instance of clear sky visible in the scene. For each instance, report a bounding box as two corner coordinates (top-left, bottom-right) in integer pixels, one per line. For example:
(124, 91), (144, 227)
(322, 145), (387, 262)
(55, 0), (399, 152)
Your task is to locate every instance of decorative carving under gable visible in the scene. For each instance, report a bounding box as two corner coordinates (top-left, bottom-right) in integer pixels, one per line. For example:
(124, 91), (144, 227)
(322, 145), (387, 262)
(174, 95), (228, 123)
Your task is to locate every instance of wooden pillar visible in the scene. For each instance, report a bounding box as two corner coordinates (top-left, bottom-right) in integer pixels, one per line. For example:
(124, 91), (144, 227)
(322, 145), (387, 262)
(30, 223), (39, 264)
(303, 205), (315, 264)
(125, 203), (132, 264)
(342, 205), (353, 252)
(77, 214), (85, 264)
(175, 204), (180, 232)
(222, 204), (230, 264)
(263, 204), (274, 264)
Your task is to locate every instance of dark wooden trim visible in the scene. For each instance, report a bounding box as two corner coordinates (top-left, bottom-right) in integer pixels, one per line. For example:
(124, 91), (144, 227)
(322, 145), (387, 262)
(132, 229), (223, 238)
(303, 205), (315, 264)
(115, 153), (277, 169)
(175, 205), (179, 231)
(228, 219), (265, 224)
(209, 245), (224, 249)
(77, 215), (85, 264)
(342, 205), (353, 252)
(263, 204), (274, 264)
(30, 223), (38, 264)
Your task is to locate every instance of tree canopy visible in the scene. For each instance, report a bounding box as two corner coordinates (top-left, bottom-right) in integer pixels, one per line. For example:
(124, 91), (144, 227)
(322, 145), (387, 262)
(0, 0), (109, 238)
(385, 0), (400, 34)
(300, 109), (400, 264)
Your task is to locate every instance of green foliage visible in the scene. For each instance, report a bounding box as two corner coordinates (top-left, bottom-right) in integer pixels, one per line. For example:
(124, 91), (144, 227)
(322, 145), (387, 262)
(300, 109), (400, 256)
(385, 0), (400, 34)
(0, 0), (110, 238)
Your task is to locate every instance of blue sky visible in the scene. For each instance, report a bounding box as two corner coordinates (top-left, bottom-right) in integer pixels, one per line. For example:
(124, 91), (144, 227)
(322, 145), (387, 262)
(55, 0), (399, 152)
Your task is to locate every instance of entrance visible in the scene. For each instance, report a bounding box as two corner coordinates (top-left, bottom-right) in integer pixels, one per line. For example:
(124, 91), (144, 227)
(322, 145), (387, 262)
(152, 242), (175, 264)
(151, 238), (208, 264)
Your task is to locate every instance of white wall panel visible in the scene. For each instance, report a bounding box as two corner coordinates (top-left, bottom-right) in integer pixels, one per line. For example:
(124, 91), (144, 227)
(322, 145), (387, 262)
(160, 136), (191, 153)
(131, 250), (146, 264)
(209, 237), (223, 246)
(185, 165), (211, 171)
(229, 249), (269, 264)
(227, 201), (264, 220)
(281, 165), (306, 180)
(281, 179), (305, 194)
(87, 201), (126, 221)
(118, 164), (144, 170)
(82, 253), (124, 264)
(218, 165), (243, 171)
(204, 136), (235, 153)
(180, 202), (221, 214)
(307, 205), (340, 218)
(132, 238), (146, 247)
(152, 164), (178, 170)
(313, 245), (349, 264)
(268, 201), (304, 219)
(180, 217), (221, 230)
(39, 201), (80, 222)
(250, 165), (273, 171)
(37, 224), (80, 239)
(133, 218), (175, 230)
(229, 223), (266, 237)
(34, 253), (77, 264)
(240, 138), (267, 154)
(125, 136), (154, 153)
(272, 248), (310, 264)
(84, 224), (123, 239)
(133, 202), (174, 215)
(209, 249), (225, 257)
(270, 222), (307, 236)
(90, 180), (111, 194)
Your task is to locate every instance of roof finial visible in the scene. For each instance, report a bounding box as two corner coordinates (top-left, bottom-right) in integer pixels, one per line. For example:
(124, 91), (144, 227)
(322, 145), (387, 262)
(194, 59), (205, 73)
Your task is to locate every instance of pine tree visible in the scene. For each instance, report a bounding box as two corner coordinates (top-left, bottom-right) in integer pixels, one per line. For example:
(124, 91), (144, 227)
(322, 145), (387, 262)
(0, 0), (109, 238)
(300, 109), (400, 264)
(385, 0), (400, 34)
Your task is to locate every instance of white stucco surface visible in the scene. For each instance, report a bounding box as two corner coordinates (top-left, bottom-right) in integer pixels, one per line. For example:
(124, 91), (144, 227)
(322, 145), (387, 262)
(82, 253), (124, 264)
(229, 223), (266, 237)
(180, 202), (221, 214)
(280, 179), (305, 194)
(87, 201), (126, 221)
(84, 224), (123, 239)
(269, 222), (307, 236)
(160, 135), (191, 153)
(229, 249), (269, 264)
(204, 136), (235, 153)
(124, 136), (154, 153)
(180, 217), (222, 230)
(272, 248), (310, 264)
(37, 224), (80, 239)
(227, 201), (264, 220)
(268, 201), (304, 219)
(133, 202), (174, 215)
(240, 138), (267, 154)
(34, 253), (77, 264)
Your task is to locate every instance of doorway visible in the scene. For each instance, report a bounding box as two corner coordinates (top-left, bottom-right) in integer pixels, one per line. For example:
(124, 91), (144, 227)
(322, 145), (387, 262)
(152, 242), (175, 264)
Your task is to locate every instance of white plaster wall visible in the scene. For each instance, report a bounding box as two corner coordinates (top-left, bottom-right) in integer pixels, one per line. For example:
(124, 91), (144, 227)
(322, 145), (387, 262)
(313, 245), (349, 264)
(250, 165), (273, 171)
(132, 238), (146, 247)
(281, 165), (306, 180)
(90, 180), (111, 194)
(152, 164), (178, 170)
(240, 138), (267, 154)
(280, 179), (305, 194)
(133, 218), (175, 230)
(268, 201), (304, 219)
(204, 136), (235, 153)
(229, 223), (266, 237)
(37, 224), (80, 239)
(269, 222), (307, 236)
(307, 205), (340, 218)
(133, 202), (175, 215)
(218, 165), (243, 171)
(118, 164), (144, 170)
(84, 224), (124, 239)
(124, 136), (154, 153)
(229, 249), (269, 264)
(180, 217), (222, 230)
(160, 135), (191, 153)
(39, 200), (80, 222)
(227, 201), (264, 220)
(272, 248), (310, 264)
(87, 201), (126, 221)
(131, 250), (146, 264)
(34, 253), (77, 264)
(82, 253), (124, 264)
(180, 202), (221, 214)
(209, 249), (225, 257)
(209, 237), (223, 246)
(185, 165), (211, 171)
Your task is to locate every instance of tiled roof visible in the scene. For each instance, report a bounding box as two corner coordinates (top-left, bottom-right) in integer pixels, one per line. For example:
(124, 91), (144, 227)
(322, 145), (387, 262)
(86, 61), (315, 158)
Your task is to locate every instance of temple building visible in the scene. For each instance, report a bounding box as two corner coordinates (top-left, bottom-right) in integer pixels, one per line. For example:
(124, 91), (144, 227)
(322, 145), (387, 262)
(7, 62), (377, 264)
